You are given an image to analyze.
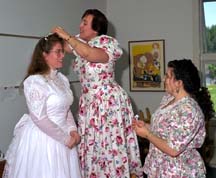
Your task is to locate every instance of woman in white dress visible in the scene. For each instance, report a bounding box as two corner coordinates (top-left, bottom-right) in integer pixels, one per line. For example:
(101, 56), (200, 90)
(3, 33), (82, 178)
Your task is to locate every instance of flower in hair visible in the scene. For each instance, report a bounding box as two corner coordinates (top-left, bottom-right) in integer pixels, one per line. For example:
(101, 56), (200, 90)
(44, 32), (54, 41)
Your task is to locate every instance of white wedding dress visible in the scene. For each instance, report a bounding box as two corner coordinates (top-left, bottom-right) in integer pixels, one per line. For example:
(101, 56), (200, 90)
(3, 70), (82, 178)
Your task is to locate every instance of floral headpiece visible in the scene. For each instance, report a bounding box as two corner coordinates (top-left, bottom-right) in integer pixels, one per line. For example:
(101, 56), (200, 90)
(44, 32), (53, 41)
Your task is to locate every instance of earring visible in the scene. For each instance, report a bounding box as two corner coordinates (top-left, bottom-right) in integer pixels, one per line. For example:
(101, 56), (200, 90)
(175, 88), (179, 94)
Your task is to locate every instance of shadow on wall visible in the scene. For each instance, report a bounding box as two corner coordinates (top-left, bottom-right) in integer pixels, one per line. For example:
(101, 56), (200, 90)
(108, 21), (139, 113)
(108, 21), (128, 86)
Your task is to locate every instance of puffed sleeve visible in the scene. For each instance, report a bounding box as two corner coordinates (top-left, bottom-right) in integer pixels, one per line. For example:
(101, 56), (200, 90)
(167, 102), (205, 153)
(89, 35), (123, 61)
(24, 75), (70, 145)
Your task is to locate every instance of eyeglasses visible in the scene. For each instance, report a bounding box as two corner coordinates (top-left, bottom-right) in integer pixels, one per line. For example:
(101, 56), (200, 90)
(49, 49), (65, 56)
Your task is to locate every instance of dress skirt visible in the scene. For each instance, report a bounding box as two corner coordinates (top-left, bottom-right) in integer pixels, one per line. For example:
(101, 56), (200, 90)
(3, 114), (82, 178)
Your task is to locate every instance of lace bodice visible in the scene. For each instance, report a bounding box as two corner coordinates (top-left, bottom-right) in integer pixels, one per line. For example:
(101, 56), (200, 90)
(23, 70), (77, 145)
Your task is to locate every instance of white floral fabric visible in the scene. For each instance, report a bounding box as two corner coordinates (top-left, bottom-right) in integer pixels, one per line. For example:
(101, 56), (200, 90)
(73, 35), (143, 178)
(144, 94), (206, 178)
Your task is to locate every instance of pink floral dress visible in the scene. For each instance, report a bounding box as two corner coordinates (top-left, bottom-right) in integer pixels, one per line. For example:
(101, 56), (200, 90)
(73, 35), (142, 178)
(144, 94), (206, 178)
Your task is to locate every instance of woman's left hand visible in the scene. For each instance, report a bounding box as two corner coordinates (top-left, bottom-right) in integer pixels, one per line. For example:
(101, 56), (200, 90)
(52, 26), (70, 41)
(70, 130), (81, 145)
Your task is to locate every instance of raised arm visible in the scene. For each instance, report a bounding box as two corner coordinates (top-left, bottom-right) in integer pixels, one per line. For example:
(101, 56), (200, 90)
(52, 27), (123, 63)
(52, 27), (108, 63)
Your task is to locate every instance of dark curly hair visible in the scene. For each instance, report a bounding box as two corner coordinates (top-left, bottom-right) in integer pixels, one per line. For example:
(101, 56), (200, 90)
(82, 9), (108, 35)
(168, 59), (214, 121)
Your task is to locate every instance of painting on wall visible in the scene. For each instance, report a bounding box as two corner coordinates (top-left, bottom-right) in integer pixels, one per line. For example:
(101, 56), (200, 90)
(129, 39), (165, 91)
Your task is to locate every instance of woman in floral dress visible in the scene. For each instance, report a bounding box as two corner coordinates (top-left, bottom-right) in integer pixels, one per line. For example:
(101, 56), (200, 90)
(52, 9), (142, 178)
(132, 59), (214, 177)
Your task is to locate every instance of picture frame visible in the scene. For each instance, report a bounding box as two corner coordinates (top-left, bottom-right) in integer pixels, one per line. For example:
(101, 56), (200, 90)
(128, 39), (165, 91)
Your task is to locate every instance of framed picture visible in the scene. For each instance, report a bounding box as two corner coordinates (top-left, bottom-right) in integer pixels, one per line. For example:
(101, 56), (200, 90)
(129, 39), (165, 91)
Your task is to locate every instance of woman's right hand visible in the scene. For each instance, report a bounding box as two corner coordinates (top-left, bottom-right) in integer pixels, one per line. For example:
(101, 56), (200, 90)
(132, 119), (151, 138)
(132, 119), (145, 129)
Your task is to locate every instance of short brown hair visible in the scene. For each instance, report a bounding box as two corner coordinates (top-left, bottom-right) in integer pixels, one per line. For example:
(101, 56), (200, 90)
(82, 9), (108, 35)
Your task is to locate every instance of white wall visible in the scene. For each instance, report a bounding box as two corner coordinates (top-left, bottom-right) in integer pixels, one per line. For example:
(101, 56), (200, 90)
(0, 0), (106, 153)
(107, 0), (194, 113)
(0, 0), (106, 36)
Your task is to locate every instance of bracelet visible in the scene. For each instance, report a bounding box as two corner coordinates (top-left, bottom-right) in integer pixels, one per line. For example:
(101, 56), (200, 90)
(66, 35), (78, 49)
(66, 35), (72, 41)
(146, 130), (153, 139)
(73, 42), (78, 49)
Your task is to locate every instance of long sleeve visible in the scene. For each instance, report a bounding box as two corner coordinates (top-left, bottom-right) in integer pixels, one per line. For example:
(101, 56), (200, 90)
(66, 110), (77, 134)
(24, 75), (70, 145)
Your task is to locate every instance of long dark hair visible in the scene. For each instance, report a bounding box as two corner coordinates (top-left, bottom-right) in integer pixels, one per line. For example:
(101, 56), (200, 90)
(82, 9), (108, 35)
(168, 59), (214, 120)
(25, 33), (64, 79)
